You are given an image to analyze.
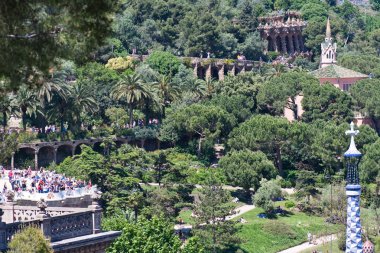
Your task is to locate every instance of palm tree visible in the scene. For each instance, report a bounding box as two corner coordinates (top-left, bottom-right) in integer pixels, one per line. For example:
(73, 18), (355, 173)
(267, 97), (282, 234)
(188, 79), (207, 100)
(153, 75), (180, 119)
(111, 73), (151, 126)
(36, 76), (66, 133)
(68, 82), (98, 129)
(0, 94), (16, 129)
(204, 78), (216, 99)
(13, 85), (39, 131)
(46, 83), (71, 133)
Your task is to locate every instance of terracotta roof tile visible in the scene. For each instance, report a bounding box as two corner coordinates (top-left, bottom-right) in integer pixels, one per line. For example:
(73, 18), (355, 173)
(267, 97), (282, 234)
(311, 64), (368, 78)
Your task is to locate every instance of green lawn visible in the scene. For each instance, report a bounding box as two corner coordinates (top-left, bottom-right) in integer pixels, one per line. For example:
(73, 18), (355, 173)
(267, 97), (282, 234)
(231, 205), (344, 253)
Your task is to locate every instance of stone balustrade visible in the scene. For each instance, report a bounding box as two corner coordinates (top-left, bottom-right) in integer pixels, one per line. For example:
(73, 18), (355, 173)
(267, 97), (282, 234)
(0, 202), (103, 250)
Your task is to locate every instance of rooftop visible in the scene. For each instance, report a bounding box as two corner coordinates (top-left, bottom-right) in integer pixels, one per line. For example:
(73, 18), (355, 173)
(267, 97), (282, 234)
(311, 64), (368, 79)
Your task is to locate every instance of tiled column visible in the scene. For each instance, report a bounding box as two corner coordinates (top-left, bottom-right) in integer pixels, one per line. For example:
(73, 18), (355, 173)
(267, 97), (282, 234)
(346, 185), (363, 253)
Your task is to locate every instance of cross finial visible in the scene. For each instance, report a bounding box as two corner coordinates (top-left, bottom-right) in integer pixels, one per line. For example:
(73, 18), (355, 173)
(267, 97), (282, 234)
(346, 122), (359, 138)
(344, 122), (361, 157)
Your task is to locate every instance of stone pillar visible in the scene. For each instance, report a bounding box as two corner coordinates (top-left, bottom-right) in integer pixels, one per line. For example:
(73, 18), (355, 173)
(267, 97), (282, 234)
(34, 150), (38, 170)
(218, 65), (225, 81)
(53, 148), (57, 164)
(89, 192), (102, 234)
(294, 35), (300, 52)
(281, 36), (287, 54)
(193, 63), (198, 78)
(273, 36), (279, 52)
(288, 35), (294, 54)
(205, 64), (212, 81)
(37, 199), (51, 238)
(299, 35), (304, 52)
(11, 152), (14, 170)
(228, 65), (236, 76)
(346, 185), (363, 252)
(71, 146), (75, 156)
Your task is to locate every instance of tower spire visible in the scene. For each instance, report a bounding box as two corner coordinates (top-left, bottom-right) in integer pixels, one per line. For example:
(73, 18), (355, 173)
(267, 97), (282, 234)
(326, 17), (331, 38)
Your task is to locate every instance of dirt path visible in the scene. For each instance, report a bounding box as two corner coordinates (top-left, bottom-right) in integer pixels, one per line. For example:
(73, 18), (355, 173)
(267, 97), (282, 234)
(277, 234), (337, 253)
(226, 204), (256, 220)
(174, 204), (255, 231)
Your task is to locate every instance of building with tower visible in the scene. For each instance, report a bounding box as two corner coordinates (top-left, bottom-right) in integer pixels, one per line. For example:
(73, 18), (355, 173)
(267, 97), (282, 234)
(311, 18), (368, 91)
(320, 18), (337, 68)
(284, 18), (369, 122)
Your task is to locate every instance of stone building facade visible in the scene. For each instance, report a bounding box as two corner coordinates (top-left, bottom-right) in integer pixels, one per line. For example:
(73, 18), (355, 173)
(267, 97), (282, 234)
(257, 11), (307, 54)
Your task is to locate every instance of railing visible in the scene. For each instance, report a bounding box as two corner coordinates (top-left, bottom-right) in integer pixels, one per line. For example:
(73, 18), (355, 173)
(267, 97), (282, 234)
(50, 211), (93, 242)
(5, 220), (40, 243)
(0, 204), (102, 250)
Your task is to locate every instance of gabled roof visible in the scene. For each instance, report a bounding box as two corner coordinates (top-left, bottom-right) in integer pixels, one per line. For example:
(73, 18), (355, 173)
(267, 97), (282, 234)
(311, 64), (368, 78)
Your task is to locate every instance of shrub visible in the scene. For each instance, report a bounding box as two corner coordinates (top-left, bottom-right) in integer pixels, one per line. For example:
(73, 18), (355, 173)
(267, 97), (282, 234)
(284, 201), (295, 209)
(8, 226), (53, 253)
(146, 51), (180, 76)
(253, 179), (282, 214)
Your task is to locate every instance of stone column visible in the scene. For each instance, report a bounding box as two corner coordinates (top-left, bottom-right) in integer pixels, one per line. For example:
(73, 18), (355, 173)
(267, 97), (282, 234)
(299, 35), (304, 52)
(89, 192), (102, 234)
(193, 63), (198, 78)
(37, 199), (51, 238)
(218, 65), (225, 81)
(11, 152), (14, 170)
(346, 185), (363, 252)
(205, 64), (212, 81)
(34, 150), (39, 170)
(228, 65), (235, 76)
(288, 35), (294, 54)
(53, 148), (57, 164)
(281, 36), (287, 54)
(294, 34), (300, 52)
(71, 146), (75, 156)
(273, 36), (279, 52)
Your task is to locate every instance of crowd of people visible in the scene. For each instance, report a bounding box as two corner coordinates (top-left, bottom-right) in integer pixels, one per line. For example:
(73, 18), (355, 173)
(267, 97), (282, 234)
(0, 166), (93, 201)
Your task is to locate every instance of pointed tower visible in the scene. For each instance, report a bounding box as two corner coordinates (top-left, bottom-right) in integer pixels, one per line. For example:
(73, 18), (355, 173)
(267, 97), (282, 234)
(320, 18), (337, 68)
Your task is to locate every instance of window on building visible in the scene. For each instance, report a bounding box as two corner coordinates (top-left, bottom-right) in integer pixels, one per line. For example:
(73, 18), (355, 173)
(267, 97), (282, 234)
(343, 83), (351, 91)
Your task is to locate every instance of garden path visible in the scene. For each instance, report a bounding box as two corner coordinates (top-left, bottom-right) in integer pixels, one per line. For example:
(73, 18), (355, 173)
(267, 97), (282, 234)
(277, 234), (337, 253)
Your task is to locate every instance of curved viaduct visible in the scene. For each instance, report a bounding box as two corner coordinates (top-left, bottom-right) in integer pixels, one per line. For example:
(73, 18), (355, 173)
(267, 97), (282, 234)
(130, 54), (261, 81)
(12, 137), (157, 170)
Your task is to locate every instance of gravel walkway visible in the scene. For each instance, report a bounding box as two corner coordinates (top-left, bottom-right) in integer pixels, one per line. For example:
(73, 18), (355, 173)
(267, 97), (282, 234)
(277, 234), (337, 253)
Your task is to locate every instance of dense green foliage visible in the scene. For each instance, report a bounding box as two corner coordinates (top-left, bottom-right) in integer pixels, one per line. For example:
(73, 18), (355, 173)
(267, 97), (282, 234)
(0, 0), (117, 91)
(106, 217), (182, 253)
(6, 0), (380, 251)
(8, 226), (53, 253)
(219, 150), (277, 193)
(253, 179), (282, 213)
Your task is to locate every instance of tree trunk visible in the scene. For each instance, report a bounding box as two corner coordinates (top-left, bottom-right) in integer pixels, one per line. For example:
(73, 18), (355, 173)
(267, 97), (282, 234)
(275, 145), (284, 176)
(134, 206), (138, 221)
(129, 104), (134, 127)
(198, 136), (203, 157)
(2, 112), (6, 129)
(22, 109), (27, 131)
